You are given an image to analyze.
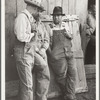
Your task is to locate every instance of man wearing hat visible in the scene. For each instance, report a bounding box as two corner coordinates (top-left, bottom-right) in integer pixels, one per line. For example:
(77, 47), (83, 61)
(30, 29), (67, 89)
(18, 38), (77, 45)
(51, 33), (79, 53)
(48, 6), (77, 100)
(14, 0), (50, 100)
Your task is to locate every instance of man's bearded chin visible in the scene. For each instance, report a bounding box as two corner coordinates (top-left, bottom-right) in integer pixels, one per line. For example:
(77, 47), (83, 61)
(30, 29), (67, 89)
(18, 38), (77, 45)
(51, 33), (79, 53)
(54, 20), (59, 25)
(33, 14), (40, 21)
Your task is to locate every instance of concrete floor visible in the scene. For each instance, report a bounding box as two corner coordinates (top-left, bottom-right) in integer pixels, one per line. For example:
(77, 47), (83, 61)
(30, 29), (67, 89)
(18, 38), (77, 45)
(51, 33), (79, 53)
(6, 78), (95, 100)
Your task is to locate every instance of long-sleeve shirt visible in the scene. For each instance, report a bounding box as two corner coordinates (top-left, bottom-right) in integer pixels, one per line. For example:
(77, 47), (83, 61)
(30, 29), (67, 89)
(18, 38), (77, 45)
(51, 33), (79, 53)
(14, 9), (35, 43)
(36, 21), (50, 51)
(14, 9), (49, 51)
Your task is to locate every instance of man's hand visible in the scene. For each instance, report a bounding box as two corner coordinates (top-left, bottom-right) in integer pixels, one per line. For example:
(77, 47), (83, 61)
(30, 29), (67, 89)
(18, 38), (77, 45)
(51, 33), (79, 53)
(63, 29), (73, 39)
(38, 48), (46, 59)
(27, 33), (36, 47)
(30, 33), (36, 42)
(31, 22), (37, 33)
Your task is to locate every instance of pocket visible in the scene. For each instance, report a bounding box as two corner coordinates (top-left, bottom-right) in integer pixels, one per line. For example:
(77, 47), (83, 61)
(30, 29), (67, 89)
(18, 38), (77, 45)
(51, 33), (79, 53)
(64, 47), (73, 59)
(24, 44), (35, 59)
(14, 47), (24, 60)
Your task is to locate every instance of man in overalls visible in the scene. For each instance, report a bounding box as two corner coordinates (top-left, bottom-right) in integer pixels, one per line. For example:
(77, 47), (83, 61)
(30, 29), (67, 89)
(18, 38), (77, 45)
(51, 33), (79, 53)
(48, 6), (77, 100)
(14, 0), (50, 100)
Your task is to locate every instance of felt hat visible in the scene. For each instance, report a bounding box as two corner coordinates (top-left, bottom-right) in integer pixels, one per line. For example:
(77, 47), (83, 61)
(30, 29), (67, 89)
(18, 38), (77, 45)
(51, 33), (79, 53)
(51, 6), (65, 16)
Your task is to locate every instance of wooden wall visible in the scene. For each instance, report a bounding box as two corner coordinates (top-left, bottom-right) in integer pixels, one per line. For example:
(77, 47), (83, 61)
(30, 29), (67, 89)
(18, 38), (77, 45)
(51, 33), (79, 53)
(15, 0), (88, 53)
(5, 0), (90, 98)
(5, 0), (88, 81)
(5, 0), (18, 81)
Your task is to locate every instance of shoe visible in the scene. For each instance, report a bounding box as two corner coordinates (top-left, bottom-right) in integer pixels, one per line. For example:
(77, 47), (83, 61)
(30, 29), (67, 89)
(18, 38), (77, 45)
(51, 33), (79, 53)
(64, 99), (77, 100)
(64, 96), (77, 100)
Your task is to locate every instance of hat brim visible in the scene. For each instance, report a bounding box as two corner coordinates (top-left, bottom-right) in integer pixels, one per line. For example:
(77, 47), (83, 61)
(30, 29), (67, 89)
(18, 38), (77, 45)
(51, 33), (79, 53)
(25, 0), (45, 11)
(50, 14), (65, 16)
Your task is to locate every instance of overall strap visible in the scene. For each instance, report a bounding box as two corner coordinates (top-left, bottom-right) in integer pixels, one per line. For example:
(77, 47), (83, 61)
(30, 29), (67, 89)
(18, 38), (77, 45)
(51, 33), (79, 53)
(22, 12), (37, 33)
(22, 12), (32, 24)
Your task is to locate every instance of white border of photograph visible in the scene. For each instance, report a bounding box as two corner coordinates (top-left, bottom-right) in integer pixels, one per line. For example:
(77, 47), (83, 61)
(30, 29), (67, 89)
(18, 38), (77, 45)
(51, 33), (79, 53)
(1, 0), (5, 100)
(1, 0), (99, 100)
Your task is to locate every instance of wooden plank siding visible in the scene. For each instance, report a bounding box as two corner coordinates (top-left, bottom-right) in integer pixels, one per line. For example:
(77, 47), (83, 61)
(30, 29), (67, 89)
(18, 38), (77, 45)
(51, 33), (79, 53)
(5, 0), (19, 81)
(75, 0), (88, 54)
(15, 0), (88, 27)
(5, 0), (95, 99)
(42, 0), (49, 15)
(16, 0), (26, 15)
(62, 0), (69, 14)
(69, 0), (75, 14)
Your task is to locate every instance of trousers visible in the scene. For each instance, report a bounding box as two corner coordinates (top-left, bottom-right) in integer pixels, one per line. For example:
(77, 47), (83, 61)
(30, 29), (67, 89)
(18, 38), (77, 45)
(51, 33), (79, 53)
(14, 44), (50, 100)
(49, 55), (76, 100)
(49, 29), (76, 100)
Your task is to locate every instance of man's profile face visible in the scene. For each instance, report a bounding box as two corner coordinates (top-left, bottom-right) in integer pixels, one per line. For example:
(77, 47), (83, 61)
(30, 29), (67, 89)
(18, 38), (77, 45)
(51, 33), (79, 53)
(32, 7), (41, 21)
(53, 15), (62, 25)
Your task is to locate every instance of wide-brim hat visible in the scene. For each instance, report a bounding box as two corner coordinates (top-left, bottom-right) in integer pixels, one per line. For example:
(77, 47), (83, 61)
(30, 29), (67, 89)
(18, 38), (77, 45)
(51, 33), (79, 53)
(51, 6), (65, 16)
(24, 0), (45, 11)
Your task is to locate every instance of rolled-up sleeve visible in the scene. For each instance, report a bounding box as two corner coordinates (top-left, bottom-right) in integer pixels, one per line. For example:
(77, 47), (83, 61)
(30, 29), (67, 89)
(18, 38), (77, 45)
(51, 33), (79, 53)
(14, 14), (34, 42)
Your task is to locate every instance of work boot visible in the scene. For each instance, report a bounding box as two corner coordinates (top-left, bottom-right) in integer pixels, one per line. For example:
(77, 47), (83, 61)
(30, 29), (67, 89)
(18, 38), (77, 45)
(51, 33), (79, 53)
(64, 98), (77, 100)
(64, 95), (77, 100)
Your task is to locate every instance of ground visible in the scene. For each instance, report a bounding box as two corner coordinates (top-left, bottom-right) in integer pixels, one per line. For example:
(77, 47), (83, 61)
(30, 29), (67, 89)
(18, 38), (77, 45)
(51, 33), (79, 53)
(6, 78), (95, 100)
